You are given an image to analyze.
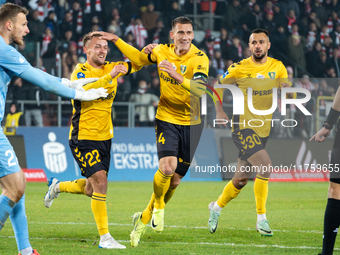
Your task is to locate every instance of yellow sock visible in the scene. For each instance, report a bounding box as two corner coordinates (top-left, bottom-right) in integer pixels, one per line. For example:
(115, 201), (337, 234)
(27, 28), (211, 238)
(254, 175), (269, 214)
(140, 185), (177, 225)
(91, 192), (108, 236)
(141, 193), (155, 225)
(216, 180), (241, 208)
(59, 179), (86, 194)
(153, 169), (173, 209)
(164, 186), (177, 204)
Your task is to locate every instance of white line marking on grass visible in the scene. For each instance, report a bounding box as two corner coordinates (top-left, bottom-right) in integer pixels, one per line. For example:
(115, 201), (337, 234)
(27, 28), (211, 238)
(28, 221), (323, 234)
(1, 235), (336, 251)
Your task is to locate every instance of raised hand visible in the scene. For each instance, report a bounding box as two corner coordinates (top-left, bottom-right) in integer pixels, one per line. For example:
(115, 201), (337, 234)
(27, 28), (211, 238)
(110, 64), (128, 78)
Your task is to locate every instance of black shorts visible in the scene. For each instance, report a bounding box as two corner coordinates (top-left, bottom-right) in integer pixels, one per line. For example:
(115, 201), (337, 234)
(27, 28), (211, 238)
(232, 129), (268, 161)
(330, 121), (340, 183)
(155, 118), (204, 176)
(69, 139), (111, 178)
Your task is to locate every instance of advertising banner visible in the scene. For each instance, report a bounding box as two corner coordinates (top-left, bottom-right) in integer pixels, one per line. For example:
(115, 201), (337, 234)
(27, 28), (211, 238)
(16, 127), (221, 181)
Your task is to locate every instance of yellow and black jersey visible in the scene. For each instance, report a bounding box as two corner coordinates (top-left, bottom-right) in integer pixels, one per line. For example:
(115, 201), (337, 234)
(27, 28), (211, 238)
(69, 61), (136, 142)
(214, 57), (291, 137)
(148, 43), (209, 125)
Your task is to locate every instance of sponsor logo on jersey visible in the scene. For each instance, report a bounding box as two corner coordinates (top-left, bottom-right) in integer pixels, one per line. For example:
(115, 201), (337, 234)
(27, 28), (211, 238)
(197, 65), (207, 72)
(180, 65), (187, 74)
(18, 57), (25, 63)
(256, 73), (265, 79)
(77, 72), (85, 79)
(222, 70), (229, 78)
(268, 72), (276, 79)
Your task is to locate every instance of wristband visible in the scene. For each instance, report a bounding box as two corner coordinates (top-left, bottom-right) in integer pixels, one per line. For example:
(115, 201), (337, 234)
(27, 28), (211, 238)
(323, 122), (333, 130)
(326, 107), (340, 127)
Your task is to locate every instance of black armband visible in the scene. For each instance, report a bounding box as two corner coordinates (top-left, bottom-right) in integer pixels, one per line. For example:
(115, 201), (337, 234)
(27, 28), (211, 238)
(326, 107), (340, 128)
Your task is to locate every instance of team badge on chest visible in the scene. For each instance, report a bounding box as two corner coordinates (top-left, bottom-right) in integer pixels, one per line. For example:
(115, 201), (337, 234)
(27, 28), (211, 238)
(268, 72), (276, 79)
(180, 65), (187, 74)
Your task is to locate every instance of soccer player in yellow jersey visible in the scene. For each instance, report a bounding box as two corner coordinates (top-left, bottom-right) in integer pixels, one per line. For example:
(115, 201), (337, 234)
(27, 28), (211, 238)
(208, 28), (292, 237)
(43, 32), (142, 249)
(95, 16), (209, 247)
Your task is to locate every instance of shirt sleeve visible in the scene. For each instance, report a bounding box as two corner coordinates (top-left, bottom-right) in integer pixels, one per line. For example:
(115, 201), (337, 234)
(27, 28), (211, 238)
(0, 46), (31, 77)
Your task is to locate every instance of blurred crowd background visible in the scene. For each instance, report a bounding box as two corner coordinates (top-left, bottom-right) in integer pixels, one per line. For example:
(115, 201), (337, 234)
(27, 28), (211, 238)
(2, 0), (340, 138)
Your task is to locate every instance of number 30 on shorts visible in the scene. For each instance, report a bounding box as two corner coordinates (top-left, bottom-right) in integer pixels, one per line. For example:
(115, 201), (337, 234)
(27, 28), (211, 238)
(5, 149), (18, 167)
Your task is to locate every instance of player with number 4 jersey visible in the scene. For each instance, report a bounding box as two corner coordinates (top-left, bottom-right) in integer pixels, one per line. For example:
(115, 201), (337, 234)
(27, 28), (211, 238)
(93, 16), (209, 247)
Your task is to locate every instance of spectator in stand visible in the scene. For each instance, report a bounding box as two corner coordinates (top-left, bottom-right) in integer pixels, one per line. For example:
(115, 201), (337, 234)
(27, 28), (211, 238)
(286, 9), (297, 34)
(215, 27), (231, 61)
(300, 0), (312, 19)
(328, 47), (340, 78)
(26, 9), (44, 43)
(28, 0), (54, 22)
(120, 0), (139, 27)
(294, 74), (315, 137)
(323, 36), (334, 59)
(147, 19), (168, 44)
(200, 34), (216, 59)
(61, 42), (78, 79)
(325, 0), (340, 14)
(23, 81), (45, 127)
(261, 12), (276, 35)
(58, 11), (73, 40)
(320, 25), (330, 45)
(58, 30), (75, 55)
(40, 26), (57, 75)
(331, 23), (340, 49)
(141, 2), (159, 32)
(69, 1), (83, 40)
(163, 1), (184, 30)
(224, 0), (243, 33)
(263, 1), (274, 17)
(3, 102), (25, 136)
(149, 77), (160, 97)
(271, 25), (288, 58)
(272, 4), (286, 29)
(105, 8), (123, 37)
(129, 80), (159, 127)
(241, 3), (262, 42)
(228, 35), (243, 63)
(310, 51), (328, 78)
(301, 11), (321, 32)
(287, 34), (307, 77)
(124, 16), (148, 49)
(279, 0), (300, 20)
(311, 0), (327, 25)
(44, 10), (58, 37)
(211, 50), (225, 73)
(208, 59), (218, 78)
(305, 22), (318, 52)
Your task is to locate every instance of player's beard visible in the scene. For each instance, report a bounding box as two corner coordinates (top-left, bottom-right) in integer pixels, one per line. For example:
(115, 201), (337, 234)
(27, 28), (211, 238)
(253, 51), (266, 60)
(12, 33), (24, 46)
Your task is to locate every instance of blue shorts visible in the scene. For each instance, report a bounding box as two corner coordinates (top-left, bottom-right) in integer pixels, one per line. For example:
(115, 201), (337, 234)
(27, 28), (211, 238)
(0, 129), (20, 178)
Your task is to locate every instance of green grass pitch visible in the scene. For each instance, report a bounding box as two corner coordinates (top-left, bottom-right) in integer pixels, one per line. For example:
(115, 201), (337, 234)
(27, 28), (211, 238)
(1, 181), (339, 254)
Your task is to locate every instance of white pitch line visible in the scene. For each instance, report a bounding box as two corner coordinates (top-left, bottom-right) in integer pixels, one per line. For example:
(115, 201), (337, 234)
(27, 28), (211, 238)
(1, 235), (337, 251)
(28, 221), (323, 234)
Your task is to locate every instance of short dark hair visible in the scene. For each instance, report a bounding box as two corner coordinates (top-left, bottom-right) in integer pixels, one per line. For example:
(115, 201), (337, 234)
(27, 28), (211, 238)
(0, 3), (28, 24)
(82, 31), (102, 47)
(171, 16), (192, 29)
(251, 28), (269, 37)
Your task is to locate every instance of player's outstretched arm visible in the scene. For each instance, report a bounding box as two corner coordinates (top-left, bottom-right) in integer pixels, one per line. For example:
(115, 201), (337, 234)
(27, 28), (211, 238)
(19, 67), (107, 101)
(310, 86), (340, 142)
(93, 31), (152, 66)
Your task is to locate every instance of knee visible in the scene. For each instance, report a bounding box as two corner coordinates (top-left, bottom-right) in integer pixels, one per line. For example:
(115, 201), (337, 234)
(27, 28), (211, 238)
(233, 178), (248, 190)
(160, 163), (176, 176)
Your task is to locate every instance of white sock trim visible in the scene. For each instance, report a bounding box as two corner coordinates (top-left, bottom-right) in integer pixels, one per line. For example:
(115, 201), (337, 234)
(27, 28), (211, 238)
(213, 202), (223, 213)
(257, 213), (267, 223)
(100, 233), (112, 242)
(20, 247), (33, 255)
